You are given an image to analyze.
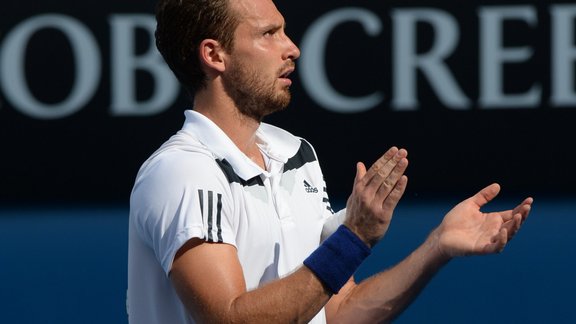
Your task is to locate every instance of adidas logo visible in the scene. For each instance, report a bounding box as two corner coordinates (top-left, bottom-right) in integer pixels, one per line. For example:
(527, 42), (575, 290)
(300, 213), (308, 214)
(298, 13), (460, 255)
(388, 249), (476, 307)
(303, 180), (318, 193)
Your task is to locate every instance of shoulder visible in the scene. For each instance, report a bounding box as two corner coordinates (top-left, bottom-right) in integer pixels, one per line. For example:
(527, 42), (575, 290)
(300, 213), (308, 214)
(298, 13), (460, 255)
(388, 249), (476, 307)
(133, 131), (231, 199)
(284, 138), (319, 172)
(258, 122), (319, 162)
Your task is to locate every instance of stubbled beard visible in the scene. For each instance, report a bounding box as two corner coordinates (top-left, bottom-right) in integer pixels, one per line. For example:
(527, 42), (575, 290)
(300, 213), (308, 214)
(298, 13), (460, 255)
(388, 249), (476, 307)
(222, 59), (292, 122)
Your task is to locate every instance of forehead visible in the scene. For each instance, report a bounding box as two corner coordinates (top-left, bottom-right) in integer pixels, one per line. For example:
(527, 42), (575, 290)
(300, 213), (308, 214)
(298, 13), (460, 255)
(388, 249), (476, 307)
(232, 0), (285, 28)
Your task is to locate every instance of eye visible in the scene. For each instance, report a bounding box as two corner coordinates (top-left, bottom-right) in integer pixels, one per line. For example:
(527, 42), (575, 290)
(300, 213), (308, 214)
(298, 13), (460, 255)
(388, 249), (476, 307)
(263, 26), (281, 37)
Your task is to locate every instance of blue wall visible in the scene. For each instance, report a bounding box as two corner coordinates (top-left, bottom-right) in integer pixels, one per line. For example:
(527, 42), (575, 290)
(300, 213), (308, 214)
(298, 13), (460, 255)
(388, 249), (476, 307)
(1, 197), (573, 324)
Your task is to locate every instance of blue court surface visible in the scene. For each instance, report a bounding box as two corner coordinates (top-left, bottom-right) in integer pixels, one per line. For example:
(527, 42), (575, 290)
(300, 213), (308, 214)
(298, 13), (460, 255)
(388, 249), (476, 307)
(0, 196), (574, 324)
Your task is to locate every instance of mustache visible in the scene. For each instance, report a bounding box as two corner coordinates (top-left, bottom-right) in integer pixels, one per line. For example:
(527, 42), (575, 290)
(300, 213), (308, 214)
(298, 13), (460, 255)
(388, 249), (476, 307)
(278, 61), (296, 75)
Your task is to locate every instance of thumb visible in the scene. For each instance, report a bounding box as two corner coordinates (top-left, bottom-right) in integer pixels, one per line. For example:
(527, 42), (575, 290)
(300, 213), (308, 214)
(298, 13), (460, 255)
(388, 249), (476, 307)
(470, 183), (501, 208)
(355, 162), (367, 182)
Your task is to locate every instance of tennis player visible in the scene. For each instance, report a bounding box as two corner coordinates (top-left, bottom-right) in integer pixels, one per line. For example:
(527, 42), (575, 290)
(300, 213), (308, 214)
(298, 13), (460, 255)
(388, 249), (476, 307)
(127, 0), (534, 323)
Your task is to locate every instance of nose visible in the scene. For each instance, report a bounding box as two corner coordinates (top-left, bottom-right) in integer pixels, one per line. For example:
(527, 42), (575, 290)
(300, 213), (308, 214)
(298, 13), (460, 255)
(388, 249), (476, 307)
(283, 35), (301, 61)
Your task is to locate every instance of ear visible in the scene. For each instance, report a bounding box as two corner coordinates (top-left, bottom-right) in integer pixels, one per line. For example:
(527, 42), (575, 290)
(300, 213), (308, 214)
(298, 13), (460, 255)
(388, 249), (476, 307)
(199, 39), (226, 73)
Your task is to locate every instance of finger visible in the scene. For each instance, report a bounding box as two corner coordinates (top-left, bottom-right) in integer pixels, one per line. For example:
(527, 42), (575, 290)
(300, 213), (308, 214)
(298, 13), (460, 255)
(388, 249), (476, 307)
(470, 183), (501, 208)
(504, 204), (530, 225)
(495, 228), (508, 253)
(375, 157), (409, 202)
(362, 147), (398, 183)
(360, 148), (406, 198)
(510, 213), (523, 238)
(497, 197), (533, 223)
(367, 149), (407, 187)
(502, 213), (522, 238)
(354, 162), (367, 183)
(500, 210), (515, 223)
(382, 175), (408, 210)
(512, 197), (533, 222)
(366, 147), (407, 178)
(484, 228), (508, 254)
(519, 203), (531, 223)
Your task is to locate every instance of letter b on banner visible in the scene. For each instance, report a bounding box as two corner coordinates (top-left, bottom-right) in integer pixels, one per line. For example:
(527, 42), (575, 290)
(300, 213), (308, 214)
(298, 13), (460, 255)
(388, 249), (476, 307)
(109, 14), (178, 116)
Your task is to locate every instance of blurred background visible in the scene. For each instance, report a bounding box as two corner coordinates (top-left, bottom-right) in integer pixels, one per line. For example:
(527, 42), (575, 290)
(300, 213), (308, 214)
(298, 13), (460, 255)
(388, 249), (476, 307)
(1, 0), (574, 323)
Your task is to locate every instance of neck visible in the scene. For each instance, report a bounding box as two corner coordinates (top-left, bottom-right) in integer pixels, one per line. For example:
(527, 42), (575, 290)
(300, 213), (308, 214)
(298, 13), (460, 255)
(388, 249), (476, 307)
(193, 89), (266, 170)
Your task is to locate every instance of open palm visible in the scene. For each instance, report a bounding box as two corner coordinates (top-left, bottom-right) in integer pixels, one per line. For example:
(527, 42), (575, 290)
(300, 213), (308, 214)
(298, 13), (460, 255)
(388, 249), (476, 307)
(437, 183), (533, 257)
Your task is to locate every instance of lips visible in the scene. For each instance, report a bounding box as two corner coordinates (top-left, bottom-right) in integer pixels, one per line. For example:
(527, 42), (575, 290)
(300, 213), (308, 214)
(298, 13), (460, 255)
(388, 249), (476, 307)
(278, 63), (295, 87)
(280, 68), (293, 79)
(279, 63), (295, 79)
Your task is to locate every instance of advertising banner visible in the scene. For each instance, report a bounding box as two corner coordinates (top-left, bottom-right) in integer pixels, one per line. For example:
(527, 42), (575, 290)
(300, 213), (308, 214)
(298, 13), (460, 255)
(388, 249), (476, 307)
(1, 0), (574, 202)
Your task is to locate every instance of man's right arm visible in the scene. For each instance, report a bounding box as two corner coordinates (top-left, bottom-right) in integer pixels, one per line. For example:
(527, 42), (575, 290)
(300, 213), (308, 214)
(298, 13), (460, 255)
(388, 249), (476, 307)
(170, 238), (331, 323)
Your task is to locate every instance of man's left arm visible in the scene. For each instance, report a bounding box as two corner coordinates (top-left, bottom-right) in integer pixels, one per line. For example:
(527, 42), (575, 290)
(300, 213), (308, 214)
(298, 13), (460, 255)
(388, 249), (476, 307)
(326, 183), (533, 323)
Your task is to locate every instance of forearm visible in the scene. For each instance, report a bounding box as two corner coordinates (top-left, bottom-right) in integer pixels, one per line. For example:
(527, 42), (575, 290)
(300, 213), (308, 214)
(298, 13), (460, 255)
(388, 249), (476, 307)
(172, 254), (332, 324)
(330, 230), (450, 323)
(226, 224), (368, 323)
(172, 226), (369, 323)
(227, 266), (331, 323)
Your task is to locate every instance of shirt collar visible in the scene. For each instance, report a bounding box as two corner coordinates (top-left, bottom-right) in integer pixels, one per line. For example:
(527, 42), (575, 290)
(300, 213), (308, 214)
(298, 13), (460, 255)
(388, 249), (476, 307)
(181, 110), (302, 181)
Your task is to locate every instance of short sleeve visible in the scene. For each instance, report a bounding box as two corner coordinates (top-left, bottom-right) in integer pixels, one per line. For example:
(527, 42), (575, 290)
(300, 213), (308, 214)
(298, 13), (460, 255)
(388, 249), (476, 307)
(130, 149), (237, 275)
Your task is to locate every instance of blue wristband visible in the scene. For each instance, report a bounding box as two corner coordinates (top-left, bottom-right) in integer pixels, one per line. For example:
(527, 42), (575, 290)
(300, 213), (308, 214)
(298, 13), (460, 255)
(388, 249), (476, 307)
(303, 225), (371, 294)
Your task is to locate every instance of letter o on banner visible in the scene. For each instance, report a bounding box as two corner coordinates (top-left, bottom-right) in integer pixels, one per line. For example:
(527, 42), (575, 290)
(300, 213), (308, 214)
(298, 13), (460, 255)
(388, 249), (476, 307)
(0, 14), (101, 119)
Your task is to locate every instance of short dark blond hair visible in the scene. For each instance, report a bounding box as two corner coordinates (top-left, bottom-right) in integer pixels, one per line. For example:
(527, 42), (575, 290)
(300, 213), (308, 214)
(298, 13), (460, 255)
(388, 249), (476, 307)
(155, 0), (239, 95)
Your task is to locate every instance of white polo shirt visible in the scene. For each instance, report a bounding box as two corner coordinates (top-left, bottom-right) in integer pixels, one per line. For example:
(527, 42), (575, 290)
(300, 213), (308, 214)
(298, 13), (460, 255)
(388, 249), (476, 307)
(127, 110), (345, 324)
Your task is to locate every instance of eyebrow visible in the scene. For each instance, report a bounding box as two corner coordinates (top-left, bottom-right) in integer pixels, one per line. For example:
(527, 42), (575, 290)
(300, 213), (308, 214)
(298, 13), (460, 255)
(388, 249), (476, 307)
(261, 16), (286, 30)
(254, 22), (282, 36)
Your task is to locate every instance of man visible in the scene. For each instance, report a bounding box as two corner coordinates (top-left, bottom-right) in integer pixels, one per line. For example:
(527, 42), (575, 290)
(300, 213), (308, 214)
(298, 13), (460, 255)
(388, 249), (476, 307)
(127, 0), (534, 323)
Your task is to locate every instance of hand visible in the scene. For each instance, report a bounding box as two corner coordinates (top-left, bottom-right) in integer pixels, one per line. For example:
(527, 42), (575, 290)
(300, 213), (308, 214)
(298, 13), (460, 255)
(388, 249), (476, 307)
(434, 183), (533, 258)
(344, 147), (409, 247)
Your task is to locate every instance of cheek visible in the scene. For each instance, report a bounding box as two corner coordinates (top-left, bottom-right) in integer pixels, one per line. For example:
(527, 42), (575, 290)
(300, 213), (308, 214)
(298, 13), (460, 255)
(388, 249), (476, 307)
(249, 50), (278, 74)
(253, 64), (277, 86)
